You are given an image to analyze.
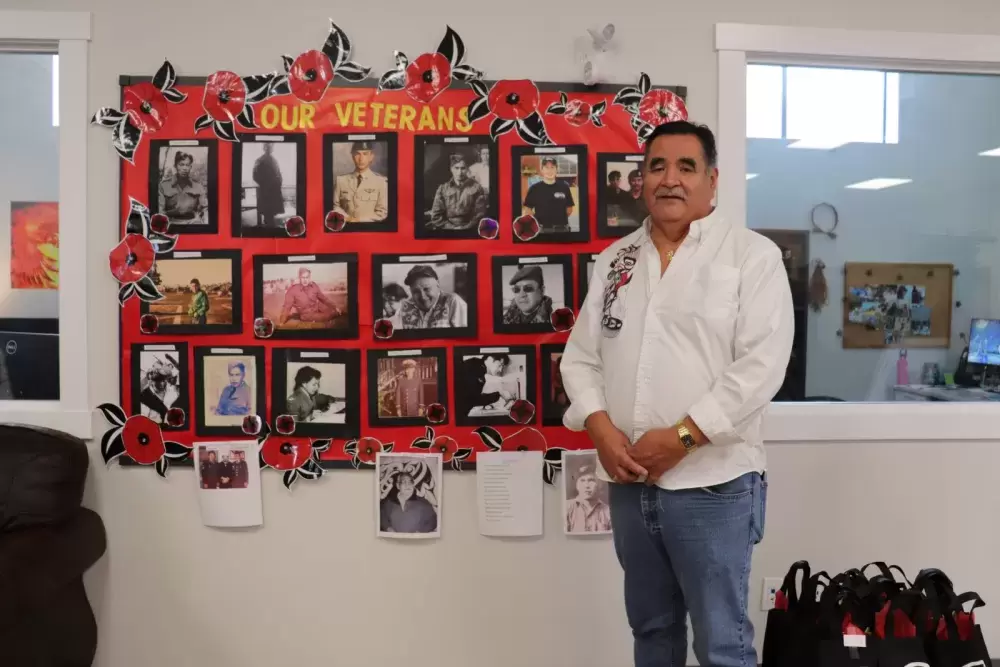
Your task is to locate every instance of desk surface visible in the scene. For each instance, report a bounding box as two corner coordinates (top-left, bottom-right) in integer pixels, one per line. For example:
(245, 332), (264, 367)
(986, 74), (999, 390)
(893, 384), (1000, 401)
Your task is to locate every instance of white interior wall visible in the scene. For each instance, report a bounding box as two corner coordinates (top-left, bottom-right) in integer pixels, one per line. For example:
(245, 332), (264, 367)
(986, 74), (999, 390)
(4, 0), (1000, 665)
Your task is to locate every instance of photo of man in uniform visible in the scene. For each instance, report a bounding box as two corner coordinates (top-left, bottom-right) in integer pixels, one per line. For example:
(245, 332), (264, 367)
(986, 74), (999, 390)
(563, 453), (612, 534)
(332, 140), (389, 224)
(502, 264), (555, 325)
(261, 261), (351, 333)
(252, 143), (285, 229)
(278, 267), (342, 327)
(138, 351), (184, 424)
(375, 356), (440, 420)
(425, 153), (488, 231)
(522, 156), (576, 234)
(157, 150), (208, 226)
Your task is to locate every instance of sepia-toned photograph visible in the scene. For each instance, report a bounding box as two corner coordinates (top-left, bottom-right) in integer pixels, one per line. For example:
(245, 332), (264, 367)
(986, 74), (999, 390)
(454, 346), (536, 426)
(142, 250), (241, 335)
(367, 348), (448, 428)
(562, 450), (612, 536)
(149, 139), (217, 234)
(323, 133), (397, 233)
(195, 347), (266, 436)
(271, 347), (361, 439)
(376, 452), (442, 539)
(597, 154), (648, 238)
(415, 136), (496, 239)
(254, 254), (358, 340)
(198, 444), (251, 490)
(578, 253), (599, 308)
(373, 254), (477, 340)
(541, 344), (570, 427)
(232, 135), (305, 237)
(492, 255), (573, 334)
(512, 145), (589, 243)
(132, 342), (188, 429)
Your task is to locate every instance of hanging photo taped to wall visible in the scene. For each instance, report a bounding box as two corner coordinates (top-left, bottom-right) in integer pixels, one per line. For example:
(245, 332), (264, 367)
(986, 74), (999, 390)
(372, 253), (477, 340)
(492, 254), (573, 334)
(194, 346), (267, 437)
(577, 253), (599, 309)
(367, 348), (448, 428)
(596, 153), (647, 238)
(271, 347), (360, 439)
(322, 133), (398, 234)
(252, 253), (359, 340)
(131, 342), (189, 430)
(231, 134), (306, 238)
(414, 135), (498, 240)
(453, 345), (536, 427)
(511, 145), (589, 244)
(540, 343), (569, 426)
(140, 249), (242, 336)
(148, 139), (218, 235)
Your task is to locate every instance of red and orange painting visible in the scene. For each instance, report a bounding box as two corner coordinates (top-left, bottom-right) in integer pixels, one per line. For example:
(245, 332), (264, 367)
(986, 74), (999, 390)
(10, 202), (59, 289)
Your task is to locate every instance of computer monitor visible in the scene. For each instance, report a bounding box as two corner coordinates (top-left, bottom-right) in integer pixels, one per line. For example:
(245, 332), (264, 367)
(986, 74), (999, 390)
(968, 318), (1000, 366)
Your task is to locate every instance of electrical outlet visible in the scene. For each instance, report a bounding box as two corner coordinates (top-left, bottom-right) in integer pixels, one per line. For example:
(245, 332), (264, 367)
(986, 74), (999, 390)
(761, 577), (782, 611)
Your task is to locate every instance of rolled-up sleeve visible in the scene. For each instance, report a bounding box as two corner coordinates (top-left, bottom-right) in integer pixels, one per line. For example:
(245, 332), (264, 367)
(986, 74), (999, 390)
(687, 242), (794, 445)
(560, 260), (608, 431)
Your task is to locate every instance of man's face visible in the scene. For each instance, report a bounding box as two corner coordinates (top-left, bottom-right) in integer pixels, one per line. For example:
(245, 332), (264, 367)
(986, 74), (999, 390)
(410, 277), (440, 311)
(629, 172), (643, 195)
(609, 174), (620, 189)
(576, 473), (597, 500)
(480, 147), (489, 163)
(208, 452), (217, 462)
(303, 377), (320, 396)
(540, 161), (557, 181)
(450, 160), (469, 184)
(263, 143), (273, 155)
(298, 270), (312, 286)
(190, 282), (198, 293)
(228, 367), (243, 386)
(512, 279), (542, 313)
(151, 374), (167, 392)
(403, 363), (417, 378)
(485, 356), (505, 376)
(353, 149), (374, 171)
(176, 158), (193, 178)
(642, 134), (718, 223)
(396, 474), (415, 500)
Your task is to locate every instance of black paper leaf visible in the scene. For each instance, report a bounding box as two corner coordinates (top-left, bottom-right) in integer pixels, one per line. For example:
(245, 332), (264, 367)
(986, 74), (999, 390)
(155, 458), (169, 477)
(97, 403), (128, 427)
(639, 72), (651, 95)
(300, 458), (324, 479)
(452, 64), (483, 82)
(637, 123), (655, 143)
(468, 97), (490, 124)
(281, 55), (294, 73)
(134, 275), (165, 302)
(425, 426), (434, 441)
(515, 113), (549, 146)
(213, 120), (238, 142)
(112, 118), (141, 164)
(161, 87), (187, 104)
(613, 87), (642, 109)
(243, 73), (275, 104)
(454, 448), (473, 461)
(411, 438), (432, 450)
(100, 428), (126, 465)
(473, 426), (503, 452)
(543, 447), (566, 465)
(118, 283), (136, 306)
(194, 114), (214, 133)
(451, 459), (463, 471)
(126, 197), (151, 236)
(437, 26), (466, 68)
(560, 92), (568, 105)
(269, 75), (291, 97)
(350, 455), (360, 469)
(542, 461), (556, 485)
(378, 69), (407, 93)
(92, 107), (126, 128)
(394, 51), (409, 69)
(469, 80), (489, 98)
(592, 100), (607, 117)
(152, 60), (177, 91)
(545, 102), (567, 115)
(312, 438), (333, 453)
(282, 469), (299, 490)
(322, 20), (353, 71)
(383, 443), (394, 453)
(343, 439), (358, 455)
(164, 440), (190, 460)
(149, 233), (178, 255)
(337, 60), (371, 82)
(489, 117), (516, 141)
(235, 106), (256, 129)
(592, 116), (604, 128)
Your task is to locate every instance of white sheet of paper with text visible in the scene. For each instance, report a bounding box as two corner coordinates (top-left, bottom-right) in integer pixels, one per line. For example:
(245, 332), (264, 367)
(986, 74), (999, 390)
(477, 451), (543, 536)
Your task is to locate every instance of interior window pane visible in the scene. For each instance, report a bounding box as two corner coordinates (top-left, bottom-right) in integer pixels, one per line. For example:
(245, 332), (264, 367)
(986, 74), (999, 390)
(746, 64), (784, 139)
(785, 66), (887, 144)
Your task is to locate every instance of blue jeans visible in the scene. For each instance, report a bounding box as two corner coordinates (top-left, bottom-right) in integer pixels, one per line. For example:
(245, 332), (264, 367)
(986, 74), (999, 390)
(609, 472), (767, 667)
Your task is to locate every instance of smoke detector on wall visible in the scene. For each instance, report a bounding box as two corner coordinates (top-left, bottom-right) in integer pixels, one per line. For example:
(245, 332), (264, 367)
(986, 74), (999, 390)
(574, 23), (616, 86)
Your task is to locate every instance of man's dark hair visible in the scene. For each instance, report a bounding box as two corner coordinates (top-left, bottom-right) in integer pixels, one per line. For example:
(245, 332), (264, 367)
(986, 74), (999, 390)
(189, 278), (201, 289)
(608, 170), (621, 183)
(294, 365), (322, 389)
(174, 151), (194, 167)
(643, 121), (718, 168)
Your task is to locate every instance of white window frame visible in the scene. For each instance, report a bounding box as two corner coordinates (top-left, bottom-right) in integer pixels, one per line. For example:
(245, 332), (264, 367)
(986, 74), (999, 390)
(716, 23), (1000, 443)
(0, 11), (91, 438)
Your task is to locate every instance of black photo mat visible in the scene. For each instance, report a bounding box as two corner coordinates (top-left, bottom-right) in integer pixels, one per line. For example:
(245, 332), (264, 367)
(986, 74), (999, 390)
(452, 345), (537, 427)
(270, 347), (361, 439)
(139, 249), (243, 336)
(366, 347), (449, 428)
(322, 132), (398, 234)
(413, 134), (499, 240)
(510, 144), (589, 244)
(491, 254), (574, 335)
(252, 253), (359, 340)
(193, 346), (267, 437)
(230, 133), (307, 238)
(130, 341), (190, 431)
(540, 343), (569, 427)
(148, 138), (219, 235)
(596, 152), (647, 238)
(577, 252), (599, 309)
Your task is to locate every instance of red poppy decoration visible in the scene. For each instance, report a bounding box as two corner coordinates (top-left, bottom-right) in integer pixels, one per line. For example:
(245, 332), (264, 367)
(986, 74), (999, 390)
(257, 422), (330, 490)
(373, 318), (394, 340)
(139, 314), (159, 334)
(289, 50), (335, 102)
(513, 215), (540, 242)
(425, 403), (447, 424)
(113, 198), (176, 309)
(478, 217), (499, 240)
(474, 426), (566, 484)
(269, 21), (370, 103)
(91, 60), (187, 163)
(508, 400), (536, 425)
(149, 214), (169, 235)
(284, 216), (306, 237)
(275, 415), (296, 435)
(345, 436), (394, 468)
(164, 408), (185, 428)
(97, 403), (191, 477)
(467, 79), (551, 146)
(195, 71), (275, 142)
(253, 317), (275, 339)
(242, 415), (263, 435)
(411, 427), (473, 471)
(109, 234), (155, 284)
(613, 73), (688, 145)
(377, 27), (484, 102)
(324, 210), (347, 232)
(546, 92), (608, 128)
(551, 308), (577, 332)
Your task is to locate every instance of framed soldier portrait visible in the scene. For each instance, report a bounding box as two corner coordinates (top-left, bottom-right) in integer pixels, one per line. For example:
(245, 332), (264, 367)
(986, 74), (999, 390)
(231, 134), (307, 238)
(130, 342), (190, 431)
(540, 343), (570, 426)
(597, 153), (648, 238)
(148, 139), (218, 235)
(322, 133), (398, 234)
(194, 346), (267, 437)
(577, 252), (599, 309)
(270, 347), (361, 439)
(453, 345), (536, 427)
(140, 249), (243, 336)
(366, 348), (449, 428)
(252, 253), (359, 340)
(511, 145), (589, 244)
(492, 254), (573, 335)
(414, 135), (498, 240)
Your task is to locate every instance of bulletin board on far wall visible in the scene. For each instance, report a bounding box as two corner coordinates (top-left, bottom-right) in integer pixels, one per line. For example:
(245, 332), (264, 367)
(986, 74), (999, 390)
(842, 262), (953, 349)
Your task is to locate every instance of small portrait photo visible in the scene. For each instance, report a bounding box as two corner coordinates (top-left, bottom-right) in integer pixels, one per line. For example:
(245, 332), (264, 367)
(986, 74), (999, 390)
(194, 347), (266, 436)
(232, 134), (306, 238)
(323, 133), (397, 233)
(414, 135), (497, 239)
(372, 253), (477, 340)
(454, 346), (536, 427)
(541, 344), (570, 426)
(492, 255), (573, 334)
(367, 348), (448, 428)
(141, 250), (242, 336)
(198, 443), (252, 490)
(577, 253), (599, 308)
(597, 153), (648, 238)
(562, 450), (612, 536)
(512, 145), (589, 243)
(271, 348), (360, 439)
(253, 254), (359, 340)
(149, 139), (218, 234)
(131, 342), (189, 430)
(376, 452), (442, 539)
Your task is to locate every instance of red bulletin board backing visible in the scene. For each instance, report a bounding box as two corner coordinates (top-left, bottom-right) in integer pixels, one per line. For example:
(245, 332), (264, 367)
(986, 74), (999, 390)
(112, 71), (686, 476)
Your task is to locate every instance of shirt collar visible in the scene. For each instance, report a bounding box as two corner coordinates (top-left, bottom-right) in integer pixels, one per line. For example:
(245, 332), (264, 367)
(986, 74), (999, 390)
(642, 207), (724, 245)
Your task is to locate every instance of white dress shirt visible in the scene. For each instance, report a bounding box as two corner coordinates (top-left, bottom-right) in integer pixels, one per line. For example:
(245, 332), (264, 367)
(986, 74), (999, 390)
(559, 209), (794, 490)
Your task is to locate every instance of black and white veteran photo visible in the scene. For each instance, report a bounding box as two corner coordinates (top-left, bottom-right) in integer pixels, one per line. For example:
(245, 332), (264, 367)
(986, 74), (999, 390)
(374, 254), (478, 338)
(493, 255), (572, 333)
(454, 346), (535, 426)
(416, 136), (495, 238)
(376, 453), (442, 539)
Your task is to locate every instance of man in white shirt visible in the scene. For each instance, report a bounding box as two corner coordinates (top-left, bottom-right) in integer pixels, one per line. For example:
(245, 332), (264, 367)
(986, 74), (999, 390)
(560, 121), (794, 667)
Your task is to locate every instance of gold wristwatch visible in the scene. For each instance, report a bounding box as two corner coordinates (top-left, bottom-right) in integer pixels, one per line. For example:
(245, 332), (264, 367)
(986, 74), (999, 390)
(677, 423), (698, 453)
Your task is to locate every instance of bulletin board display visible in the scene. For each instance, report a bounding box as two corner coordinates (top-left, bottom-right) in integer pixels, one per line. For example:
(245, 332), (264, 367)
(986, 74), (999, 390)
(108, 38), (687, 476)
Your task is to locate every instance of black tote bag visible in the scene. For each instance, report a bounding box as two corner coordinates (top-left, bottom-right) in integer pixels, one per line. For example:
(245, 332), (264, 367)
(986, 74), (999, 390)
(874, 590), (932, 667)
(816, 583), (878, 667)
(762, 560), (810, 667)
(924, 592), (991, 667)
